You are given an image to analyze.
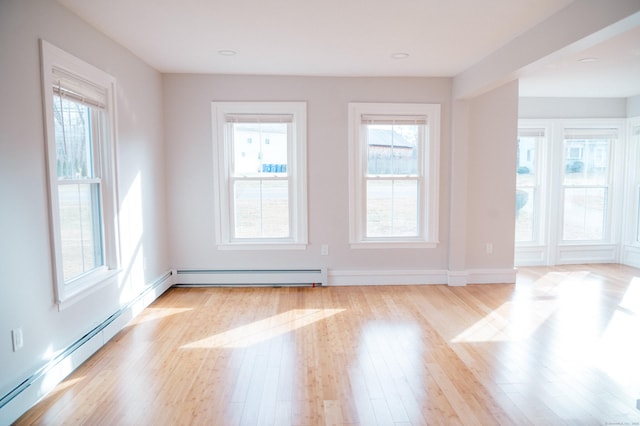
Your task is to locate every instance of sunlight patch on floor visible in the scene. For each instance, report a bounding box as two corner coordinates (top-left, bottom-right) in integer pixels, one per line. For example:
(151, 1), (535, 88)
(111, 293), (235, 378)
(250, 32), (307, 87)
(181, 308), (345, 349)
(595, 277), (640, 388)
(128, 307), (193, 326)
(451, 298), (557, 342)
(451, 271), (611, 343)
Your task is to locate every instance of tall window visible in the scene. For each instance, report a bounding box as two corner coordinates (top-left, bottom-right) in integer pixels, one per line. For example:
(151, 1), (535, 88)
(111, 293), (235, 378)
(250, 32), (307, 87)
(41, 41), (118, 304)
(561, 128), (615, 242)
(515, 128), (544, 243)
(515, 119), (625, 266)
(348, 103), (440, 247)
(634, 124), (640, 244)
(211, 102), (307, 248)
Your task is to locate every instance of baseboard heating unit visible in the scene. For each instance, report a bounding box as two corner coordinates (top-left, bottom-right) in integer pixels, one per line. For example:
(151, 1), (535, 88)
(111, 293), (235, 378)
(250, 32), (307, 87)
(173, 268), (327, 287)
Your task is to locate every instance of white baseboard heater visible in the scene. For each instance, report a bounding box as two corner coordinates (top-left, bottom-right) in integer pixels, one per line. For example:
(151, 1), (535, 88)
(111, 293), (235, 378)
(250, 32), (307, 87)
(173, 268), (327, 287)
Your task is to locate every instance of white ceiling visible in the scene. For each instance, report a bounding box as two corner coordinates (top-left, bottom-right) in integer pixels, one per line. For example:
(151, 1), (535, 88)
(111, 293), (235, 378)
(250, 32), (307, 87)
(518, 25), (640, 98)
(57, 0), (640, 98)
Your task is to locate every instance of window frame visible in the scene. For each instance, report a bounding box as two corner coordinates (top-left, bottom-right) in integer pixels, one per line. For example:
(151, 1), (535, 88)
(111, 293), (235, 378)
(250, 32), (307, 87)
(348, 102), (440, 248)
(40, 40), (120, 307)
(515, 124), (549, 246)
(559, 126), (618, 244)
(624, 118), (640, 247)
(211, 101), (308, 250)
(515, 118), (626, 267)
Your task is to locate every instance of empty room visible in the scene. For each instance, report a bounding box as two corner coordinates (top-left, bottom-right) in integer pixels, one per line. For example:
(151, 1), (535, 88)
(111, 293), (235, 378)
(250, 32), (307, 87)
(1, 0), (640, 424)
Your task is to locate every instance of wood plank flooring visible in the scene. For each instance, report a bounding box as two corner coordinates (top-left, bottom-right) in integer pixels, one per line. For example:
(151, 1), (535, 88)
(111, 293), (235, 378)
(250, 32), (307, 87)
(16, 264), (640, 425)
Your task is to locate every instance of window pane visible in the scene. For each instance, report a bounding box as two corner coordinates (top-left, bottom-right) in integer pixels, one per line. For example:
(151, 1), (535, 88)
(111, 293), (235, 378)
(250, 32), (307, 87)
(515, 132), (541, 244)
(563, 137), (610, 186)
(637, 188), (640, 243)
(58, 183), (104, 281)
(516, 136), (537, 185)
(563, 187), (606, 241)
(635, 126), (640, 244)
(366, 179), (418, 237)
(53, 95), (96, 179)
(366, 124), (419, 175)
(232, 122), (288, 176)
(515, 188), (535, 242)
(234, 180), (289, 238)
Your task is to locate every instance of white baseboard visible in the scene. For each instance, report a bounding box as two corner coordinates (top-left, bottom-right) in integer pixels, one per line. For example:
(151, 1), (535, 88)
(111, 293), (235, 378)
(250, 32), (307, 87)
(467, 268), (518, 284)
(0, 271), (174, 425)
(328, 268), (516, 286)
(328, 269), (447, 286)
(173, 268), (327, 286)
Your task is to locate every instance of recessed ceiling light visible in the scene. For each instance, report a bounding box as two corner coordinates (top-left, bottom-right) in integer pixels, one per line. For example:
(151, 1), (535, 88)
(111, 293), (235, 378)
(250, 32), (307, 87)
(218, 50), (237, 56)
(578, 57), (598, 63)
(391, 52), (410, 59)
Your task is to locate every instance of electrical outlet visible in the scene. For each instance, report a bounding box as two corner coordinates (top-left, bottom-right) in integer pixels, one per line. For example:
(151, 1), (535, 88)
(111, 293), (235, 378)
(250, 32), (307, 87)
(486, 243), (493, 254)
(321, 244), (329, 256)
(11, 328), (23, 352)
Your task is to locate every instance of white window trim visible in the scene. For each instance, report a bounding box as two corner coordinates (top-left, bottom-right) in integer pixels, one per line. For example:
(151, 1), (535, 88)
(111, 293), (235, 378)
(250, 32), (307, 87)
(515, 118), (626, 266)
(516, 121), (551, 248)
(40, 40), (120, 306)
(348, 102), (440, 248)
(624, 117), (640, 248)
(556, 119), (624, 246)
(211, 101), (308, 249)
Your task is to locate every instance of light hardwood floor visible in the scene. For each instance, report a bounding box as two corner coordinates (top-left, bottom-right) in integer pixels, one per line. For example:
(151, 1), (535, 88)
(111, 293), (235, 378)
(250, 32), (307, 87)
(16, 264), (640, 425)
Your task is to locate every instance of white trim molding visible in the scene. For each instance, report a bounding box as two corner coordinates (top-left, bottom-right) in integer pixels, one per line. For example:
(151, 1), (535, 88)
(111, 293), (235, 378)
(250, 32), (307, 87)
(348, 102), (441, 248)
(173, 268), (326, 287)
(327, 268), (516, 286)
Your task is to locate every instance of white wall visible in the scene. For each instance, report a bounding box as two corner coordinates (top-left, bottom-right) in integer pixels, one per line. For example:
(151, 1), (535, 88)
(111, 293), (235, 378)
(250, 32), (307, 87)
(164, 74), (519, 283)
(164, 75), (452, 276)
(0, 0), (168, 409)
(519, 97), (628, 118)
(466, 81), (519, 270)
(628, 95), (640, 117)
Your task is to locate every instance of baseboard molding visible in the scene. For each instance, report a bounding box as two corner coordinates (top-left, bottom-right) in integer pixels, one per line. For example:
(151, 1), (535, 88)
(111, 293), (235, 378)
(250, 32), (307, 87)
(0, 271), (174, 425)
(328, 269), (448, 286)
(467, 268), (518, 284)
(327, 268), (516, 286)
(173, 268), (327, 287)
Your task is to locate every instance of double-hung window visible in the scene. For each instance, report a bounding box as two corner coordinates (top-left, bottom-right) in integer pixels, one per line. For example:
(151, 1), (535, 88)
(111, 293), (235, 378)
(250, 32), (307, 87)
(515, 127), (546, 244)
(348, 103), (440, 247)
(561, 127), (617, 242)
(632, 122), (640, 245)
(212, 102), (307, 248)
(41, 41), (119, 305)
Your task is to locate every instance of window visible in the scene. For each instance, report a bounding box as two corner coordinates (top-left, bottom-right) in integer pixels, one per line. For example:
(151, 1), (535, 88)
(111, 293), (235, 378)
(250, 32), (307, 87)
(41, 41), (119, 304)
(348, 103), (440, 247)
(515, 119), (625, 266)
(516, 127), (545, 244)
(561, 128), (616, 242)
(211, 102), (307, 248)
(634, 125), (640, 244)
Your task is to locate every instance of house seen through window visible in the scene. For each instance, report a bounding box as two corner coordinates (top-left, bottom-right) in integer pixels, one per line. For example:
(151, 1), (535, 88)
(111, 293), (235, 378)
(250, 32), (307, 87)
(349, 103), (440, 248)
(211, 102), (308, 248)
